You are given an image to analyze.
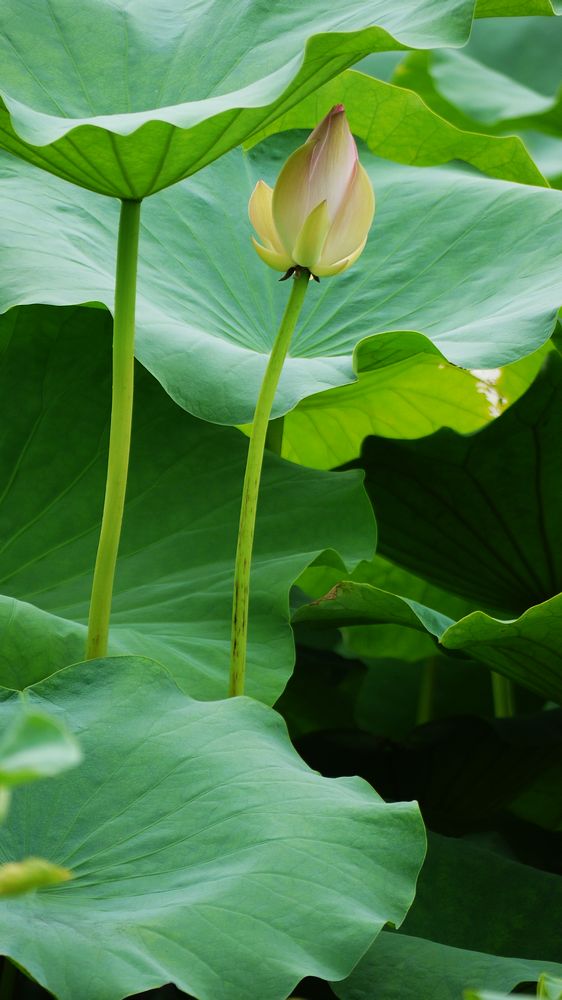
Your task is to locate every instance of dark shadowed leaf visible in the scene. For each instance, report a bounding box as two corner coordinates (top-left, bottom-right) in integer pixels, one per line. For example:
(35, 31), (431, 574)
(348, 353), (562, 616)
(334, 834), (562, 1000)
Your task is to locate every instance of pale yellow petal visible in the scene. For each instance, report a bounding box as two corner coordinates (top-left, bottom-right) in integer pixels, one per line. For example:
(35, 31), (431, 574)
(292, 200), (331, 271)
(307, 107), (358, 219)
(272, 143), (316, 256)
(251, 236), (293, 273)
(307, 103), (345, 144)
(248, 180), (285, 254)
(321, 163), (374, 265)
(314, 236), (367, 277)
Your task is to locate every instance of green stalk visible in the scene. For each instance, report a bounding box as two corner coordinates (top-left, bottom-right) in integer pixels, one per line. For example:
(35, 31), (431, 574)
(86, 198), (141, 660)
(229, 270), (309, 696)
(491, 672), (515, 718)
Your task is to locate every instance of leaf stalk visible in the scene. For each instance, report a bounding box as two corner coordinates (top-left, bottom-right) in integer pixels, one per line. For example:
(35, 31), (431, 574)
(86, 198), (141, 659)
(491, 672), (515, 718)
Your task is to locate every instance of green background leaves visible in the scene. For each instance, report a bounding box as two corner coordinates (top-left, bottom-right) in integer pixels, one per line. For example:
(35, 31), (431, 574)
(0, 305), (375, 702)
(1, 4), (562, 998)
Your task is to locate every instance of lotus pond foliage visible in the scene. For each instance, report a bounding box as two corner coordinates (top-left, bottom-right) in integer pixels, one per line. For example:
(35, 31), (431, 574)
(0, 2), (560, 1000)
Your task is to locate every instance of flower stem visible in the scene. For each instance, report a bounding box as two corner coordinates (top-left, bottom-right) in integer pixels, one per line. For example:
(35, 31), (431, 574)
(86, 198), (141, 660)
(229, 270), (309, 696)
(491, 672), (515, 718)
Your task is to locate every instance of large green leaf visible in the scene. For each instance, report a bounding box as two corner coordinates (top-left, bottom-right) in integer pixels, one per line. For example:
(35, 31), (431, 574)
(0, 305), (375, 702)
(348, 352), (562, 617)
(393, 63), (562, 190)
(476, 1), (562, 18)
(334, 834), (562, 1000)
(296, 553), (477, 665)
(294, 564), (455, 656)
(0, 656), (425, 1000)
(0, 0), (476, 197)
(339, 937), (562, 1000)
(246, 69), (547, 185)
(440, 596), (562, 702)
(2, 142), (562, 426)
(0, 599), (82, 693)
(295, 579), (454, 639)
(281, 353), (493, 469)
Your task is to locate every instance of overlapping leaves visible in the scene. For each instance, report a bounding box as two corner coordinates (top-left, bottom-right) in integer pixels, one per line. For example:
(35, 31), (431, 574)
(297, 355), (562, 703)
(246, 68), (547, 185)
(0, 305), (375, 703)
(1, 139), (562, 425)
(0, 0), (476, 197)
(351, 354), (562, 613)
(394, 15), (562, 183)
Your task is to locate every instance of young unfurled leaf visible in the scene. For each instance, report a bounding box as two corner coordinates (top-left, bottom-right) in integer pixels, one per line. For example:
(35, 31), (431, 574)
(0, 858), (72, 897)
(0, 709), (81, 788)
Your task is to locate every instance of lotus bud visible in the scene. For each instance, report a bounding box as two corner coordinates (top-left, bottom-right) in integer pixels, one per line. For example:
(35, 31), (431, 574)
(249, 105), (374, 279)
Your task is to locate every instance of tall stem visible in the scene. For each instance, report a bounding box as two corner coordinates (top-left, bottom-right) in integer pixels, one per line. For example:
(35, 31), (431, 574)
(491, 672), (515, 718)
(86, 198), (141, 660)
(229, 271), (309, 696)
